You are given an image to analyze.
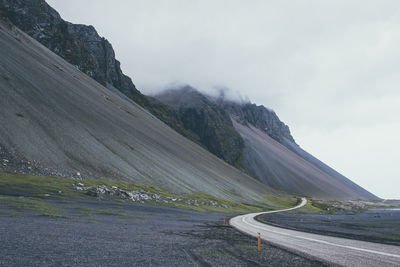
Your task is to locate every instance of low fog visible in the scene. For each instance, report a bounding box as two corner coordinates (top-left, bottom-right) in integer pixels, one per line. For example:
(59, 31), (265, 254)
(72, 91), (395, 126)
(47, 0), (400, 199)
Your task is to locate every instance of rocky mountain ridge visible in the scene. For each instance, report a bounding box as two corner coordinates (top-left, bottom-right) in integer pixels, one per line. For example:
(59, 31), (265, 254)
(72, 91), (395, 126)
(155, 86), (298, 168)
(156, 86), (245, 167)
(222, 101), (295, 145)
(1, 0), (138, 96)
(155, 87), (379, 200)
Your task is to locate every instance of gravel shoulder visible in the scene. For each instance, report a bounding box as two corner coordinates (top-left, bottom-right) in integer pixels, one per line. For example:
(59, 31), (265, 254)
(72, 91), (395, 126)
(0, 198), (327, 266)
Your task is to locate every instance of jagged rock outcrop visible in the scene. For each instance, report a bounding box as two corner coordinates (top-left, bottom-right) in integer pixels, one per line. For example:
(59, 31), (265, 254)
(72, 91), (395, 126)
(0, 0), (138, 96)
(156, 87), (298, 168)
(156, 86), (244, 167)
(222, 102), (296, 144)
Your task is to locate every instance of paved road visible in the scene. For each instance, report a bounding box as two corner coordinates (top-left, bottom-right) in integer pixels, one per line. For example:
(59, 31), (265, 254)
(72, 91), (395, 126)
(230, 198), (400, 266)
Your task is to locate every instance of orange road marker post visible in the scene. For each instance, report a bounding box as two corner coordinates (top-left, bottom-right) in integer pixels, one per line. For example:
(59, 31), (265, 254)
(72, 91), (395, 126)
(224, 218), (227, 225)
(257, 232), (261, 251)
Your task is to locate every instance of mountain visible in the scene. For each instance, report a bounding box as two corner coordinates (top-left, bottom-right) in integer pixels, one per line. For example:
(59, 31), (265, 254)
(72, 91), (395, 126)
(0, 0), (249, 167)
(0, 0), (198, 144)
(0, 0), (378, 200)
(0, 18), (275, 202)
(155, 87), (378, 200)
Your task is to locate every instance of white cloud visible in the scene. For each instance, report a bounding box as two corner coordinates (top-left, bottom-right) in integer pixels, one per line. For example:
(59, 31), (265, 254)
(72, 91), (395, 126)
(47, 0), (400, 198)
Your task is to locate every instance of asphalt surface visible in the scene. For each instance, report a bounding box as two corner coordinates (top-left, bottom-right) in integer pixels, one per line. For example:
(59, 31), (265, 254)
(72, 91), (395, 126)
(230, 198), (400, 266)
(259, 208), (400, 246)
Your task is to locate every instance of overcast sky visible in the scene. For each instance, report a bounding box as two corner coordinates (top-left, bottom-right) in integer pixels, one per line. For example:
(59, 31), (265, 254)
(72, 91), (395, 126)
(47, 0), (400, 199)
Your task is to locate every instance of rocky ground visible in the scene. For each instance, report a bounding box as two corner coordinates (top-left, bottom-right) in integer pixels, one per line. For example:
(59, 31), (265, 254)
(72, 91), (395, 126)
(259, 208), (400, 246)
(0, 144), (82, 179)
(0, 198), (328, 266)
(73, 183), (229, 209)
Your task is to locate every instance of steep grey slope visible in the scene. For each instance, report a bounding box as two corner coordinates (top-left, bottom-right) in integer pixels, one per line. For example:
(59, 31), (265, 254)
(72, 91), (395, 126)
(0, 0), (199, 145)
(232, 120), (374, 199)
(281, 139), (378, 200)
(225, 100), (378, 199)
(155, 88), (378, 200)
(0, 20), (273, 202)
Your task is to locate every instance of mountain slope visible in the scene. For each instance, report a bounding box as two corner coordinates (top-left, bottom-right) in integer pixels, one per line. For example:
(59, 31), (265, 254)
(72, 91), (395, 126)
(0, 0), (200, 145)
(281, 139), (378, 200)
(155, 88), (378, 200)
(232, 120), (376, 199)
(0, 19), (273, 202)
(156, 86), (244, 167)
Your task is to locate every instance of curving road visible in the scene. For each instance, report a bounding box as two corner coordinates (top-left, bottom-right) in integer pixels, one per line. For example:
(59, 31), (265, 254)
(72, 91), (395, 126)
(230, 198), (400, 266)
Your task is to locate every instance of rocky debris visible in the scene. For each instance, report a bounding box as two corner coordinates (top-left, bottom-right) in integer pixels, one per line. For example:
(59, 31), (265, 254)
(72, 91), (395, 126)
(73, 183), (230, 208)
(311, 199), (374, 213)
(0, 144), (87, 180)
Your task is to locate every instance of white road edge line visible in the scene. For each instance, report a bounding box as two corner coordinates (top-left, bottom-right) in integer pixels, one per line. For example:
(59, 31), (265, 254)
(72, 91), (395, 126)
(231, 197), (400, 259)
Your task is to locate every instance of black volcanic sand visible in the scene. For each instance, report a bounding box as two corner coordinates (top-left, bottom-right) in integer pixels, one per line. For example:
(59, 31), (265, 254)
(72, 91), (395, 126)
(259, 209), (400, 246)
(0, 199), (327, 267)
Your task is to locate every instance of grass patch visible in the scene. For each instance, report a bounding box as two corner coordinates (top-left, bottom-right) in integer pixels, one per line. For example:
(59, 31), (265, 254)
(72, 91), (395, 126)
(0, 171), (297, 214)
(0, 172), (85, 199)
(9, 211), (19, 217)
(296, 199), (323, 214)
(261, 194), (298, 209)
(0, 195), (59, 214)
(0, 171), (173, 200)
(0, 195), (70, 218)
(311, 200), (341, 214)
(165, 192), (269, 214)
